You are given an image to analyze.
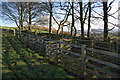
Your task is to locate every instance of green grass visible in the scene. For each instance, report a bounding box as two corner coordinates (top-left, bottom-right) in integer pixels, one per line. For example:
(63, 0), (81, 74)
(2, 32), (74, 78)
(30, 28), (49, 33)
(0, 26), (18, 30)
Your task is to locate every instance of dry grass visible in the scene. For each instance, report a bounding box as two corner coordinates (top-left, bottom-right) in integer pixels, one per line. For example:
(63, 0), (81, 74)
(31, 25), (71, 35)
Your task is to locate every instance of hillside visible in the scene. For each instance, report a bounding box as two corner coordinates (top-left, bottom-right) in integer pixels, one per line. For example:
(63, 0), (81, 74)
(31, 25), (71, 35)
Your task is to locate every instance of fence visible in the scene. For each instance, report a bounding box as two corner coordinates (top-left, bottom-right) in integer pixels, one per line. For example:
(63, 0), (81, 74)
(72, 37), (118, 52)
(45, 39), (120, 78)
(2, 28), (119, 52)
(2, 28), (120, 78)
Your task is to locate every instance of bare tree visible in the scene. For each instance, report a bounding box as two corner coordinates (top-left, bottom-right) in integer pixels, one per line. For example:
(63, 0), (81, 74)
(76, 1), (89, 37)
(51, 2), (72, 34)
(2, 2), (26, 31)
(87, 0), (91, 37)
(90, 0), (118, 38)
(49, 1), (53, 33)
(24, 2), (49, 31)
(71, 2), (74, 36)
(103, 0), (108, 39)
(78, 1), (84, 37)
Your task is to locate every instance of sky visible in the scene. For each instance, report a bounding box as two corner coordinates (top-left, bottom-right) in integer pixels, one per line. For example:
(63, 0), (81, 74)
(0, 0), (119, 33)
(52, 0), (119, 32)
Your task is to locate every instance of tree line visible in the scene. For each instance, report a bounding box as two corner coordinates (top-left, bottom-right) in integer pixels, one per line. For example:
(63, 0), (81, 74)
(2, 0), (119, 40)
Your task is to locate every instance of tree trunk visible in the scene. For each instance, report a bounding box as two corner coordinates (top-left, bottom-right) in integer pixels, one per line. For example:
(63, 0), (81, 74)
(71, 2), (74, 36)
(19, 19), (23, 31)
(62, 27), (63, 34)
(20, 2), (24, 31)
(87, 1), (91, 38)
(57, 25), (61, 34)
(103, 1), (108, 40)
(73, 26), (77, 36)
(28, 3), (32, 31)
(49, 2), (52, 33)
(79, 1), (84, 37)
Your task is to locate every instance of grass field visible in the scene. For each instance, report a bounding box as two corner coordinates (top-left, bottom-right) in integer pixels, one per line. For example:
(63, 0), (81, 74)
(2, 32), (73, 78)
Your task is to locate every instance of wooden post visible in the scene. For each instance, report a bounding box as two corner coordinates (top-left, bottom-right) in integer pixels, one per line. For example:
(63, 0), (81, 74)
(17, 30), (19, 38)
(27, 32), (30, 47)
(13, 29), (15, 36)
(8, 29), (10, 36)
(81, 44), (86, 77)
(91, 39), (94, 48)
(45, 40), (51, 60)
(91, 39), (95, 55)
(17, 31), (19, 38)
(54, 43), (58, 63)
(117, 43), (120, 54)
(15, 29), (17, 37)
(55, 42), (61, 63)
(58, 42), (62, 64)
(44, 40), (48, 61)
(35, 30), (37, 35)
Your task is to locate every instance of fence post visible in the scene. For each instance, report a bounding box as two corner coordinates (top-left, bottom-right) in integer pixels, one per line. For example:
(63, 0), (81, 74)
(54, 42), (58, 63)
(8, 29), (10, 36)
(81, 44), (86, 77)
(44, 40), (48, 61)
(18, 30), (21, 39)
(55, 42), (60, 64)
(13, 29), (15, 36)
(27, 32), (30, 47)
(58, 42), (62, 64)
(44, 39), (51, 60)
(117, 43), (120, 54)
(15, 29), (18, 37)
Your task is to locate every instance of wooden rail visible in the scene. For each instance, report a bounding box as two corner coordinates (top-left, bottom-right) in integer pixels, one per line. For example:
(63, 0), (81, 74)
(45, 40), (119, 78)
(44, 39), (120, 78)
(2, 28), (120, 78)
